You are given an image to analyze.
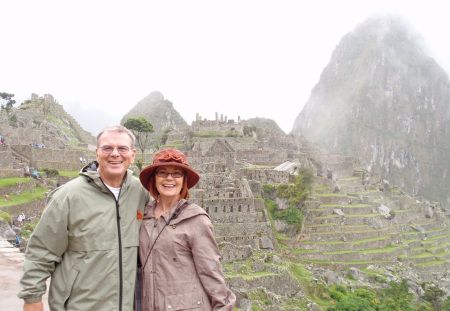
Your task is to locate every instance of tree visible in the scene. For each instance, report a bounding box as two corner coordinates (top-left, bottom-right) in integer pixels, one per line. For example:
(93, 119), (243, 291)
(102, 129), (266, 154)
(421, 284), (446, 311)
(379, 279), (414, 311)
(123, 117), (154, 166)
(0, 92), (16, 112)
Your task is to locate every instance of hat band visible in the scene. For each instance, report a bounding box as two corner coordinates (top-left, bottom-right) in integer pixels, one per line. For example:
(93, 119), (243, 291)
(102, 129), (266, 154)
(158, 154), (190, 166)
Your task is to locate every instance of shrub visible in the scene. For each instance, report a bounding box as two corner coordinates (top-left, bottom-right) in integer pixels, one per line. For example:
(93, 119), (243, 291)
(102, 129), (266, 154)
(21, 220), (39, 239)
(0, 211), (11, 225)
(43, 168), (59, 177)
(330, 290), (345, 302)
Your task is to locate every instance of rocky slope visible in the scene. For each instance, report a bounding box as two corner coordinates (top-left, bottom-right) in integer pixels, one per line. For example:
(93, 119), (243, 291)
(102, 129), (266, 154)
(0, 94), (96, 148)
(120, 91), (188, 133)
(291, 15), (450, 208)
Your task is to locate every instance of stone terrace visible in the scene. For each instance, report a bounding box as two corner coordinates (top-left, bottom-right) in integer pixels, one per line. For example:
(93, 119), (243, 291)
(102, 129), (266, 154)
(290, 170), (450, 285)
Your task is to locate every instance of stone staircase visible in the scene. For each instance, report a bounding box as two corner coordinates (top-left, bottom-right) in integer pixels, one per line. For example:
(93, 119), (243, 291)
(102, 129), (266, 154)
(0, 236), (24, 265)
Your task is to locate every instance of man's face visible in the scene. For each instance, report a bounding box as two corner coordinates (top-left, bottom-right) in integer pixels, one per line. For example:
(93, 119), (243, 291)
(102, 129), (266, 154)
(96, 131), (136, 187)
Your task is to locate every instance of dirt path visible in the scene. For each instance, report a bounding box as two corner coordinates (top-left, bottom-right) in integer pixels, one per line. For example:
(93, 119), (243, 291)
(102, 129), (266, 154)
(0, 238), (49, 311)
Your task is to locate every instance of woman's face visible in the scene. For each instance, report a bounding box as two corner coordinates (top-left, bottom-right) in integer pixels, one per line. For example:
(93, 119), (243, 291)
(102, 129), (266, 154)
(154, 165), (185, 200)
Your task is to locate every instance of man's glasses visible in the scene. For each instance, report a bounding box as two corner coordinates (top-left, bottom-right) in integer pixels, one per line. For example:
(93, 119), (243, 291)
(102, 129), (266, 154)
(99, 145), (131, 154)
(155, 170), (184, 178)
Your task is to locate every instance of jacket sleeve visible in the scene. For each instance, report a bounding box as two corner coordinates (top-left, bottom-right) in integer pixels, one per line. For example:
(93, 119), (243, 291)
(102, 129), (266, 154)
(191, 215), (236, 310)
(17, 190), (69, 303)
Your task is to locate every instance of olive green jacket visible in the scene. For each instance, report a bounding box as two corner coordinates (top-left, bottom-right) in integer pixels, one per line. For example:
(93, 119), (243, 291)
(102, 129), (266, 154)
(18, 162), (149, 311)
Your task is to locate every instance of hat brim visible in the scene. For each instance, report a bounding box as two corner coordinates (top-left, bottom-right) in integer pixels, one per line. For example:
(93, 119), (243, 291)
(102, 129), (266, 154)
(139, 162), (200, 190)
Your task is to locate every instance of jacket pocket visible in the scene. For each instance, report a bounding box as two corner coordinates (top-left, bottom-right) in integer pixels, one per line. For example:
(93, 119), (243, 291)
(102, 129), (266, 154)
(165, 291), (204, 310)
(62, 266), (80, 309)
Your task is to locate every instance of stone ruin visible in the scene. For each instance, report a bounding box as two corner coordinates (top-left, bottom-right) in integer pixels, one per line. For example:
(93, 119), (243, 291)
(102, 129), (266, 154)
(2, 109), (450, 306)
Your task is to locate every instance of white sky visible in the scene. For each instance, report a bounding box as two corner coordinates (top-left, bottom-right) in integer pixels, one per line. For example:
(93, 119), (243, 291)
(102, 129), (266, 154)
(1, 1), (449, 136)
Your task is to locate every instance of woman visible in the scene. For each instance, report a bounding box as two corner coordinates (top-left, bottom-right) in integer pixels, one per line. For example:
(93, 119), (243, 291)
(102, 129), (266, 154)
(138, 148), (236, 311)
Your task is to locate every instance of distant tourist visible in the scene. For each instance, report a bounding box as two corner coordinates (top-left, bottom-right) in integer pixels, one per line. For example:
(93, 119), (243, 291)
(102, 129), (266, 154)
(13, 234), (20, 246)
(137, 148), (236, 310)
(18, 125), (150, 311)
(32, 170), (38, 179)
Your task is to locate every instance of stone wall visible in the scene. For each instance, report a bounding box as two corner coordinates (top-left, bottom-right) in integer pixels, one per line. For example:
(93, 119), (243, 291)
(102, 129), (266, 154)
(11, 145), (87, 171)
(0, 180), (35, 196)
(3, 198), (47, 221)
(0, 146), (14, 169)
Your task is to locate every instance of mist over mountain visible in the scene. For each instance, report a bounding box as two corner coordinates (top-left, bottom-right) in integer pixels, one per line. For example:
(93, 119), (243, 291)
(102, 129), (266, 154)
(291, 15), (450, 207)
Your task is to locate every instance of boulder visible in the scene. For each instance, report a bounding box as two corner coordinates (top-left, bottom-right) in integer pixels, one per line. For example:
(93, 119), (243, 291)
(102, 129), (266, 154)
(323, 270), (340, 285)
(377, 204), (391, 218)
(259, 236), (274, 250)
(425, 206), (434, 218)
(333, 209), (345, 216)
(349, 267), (369, 282)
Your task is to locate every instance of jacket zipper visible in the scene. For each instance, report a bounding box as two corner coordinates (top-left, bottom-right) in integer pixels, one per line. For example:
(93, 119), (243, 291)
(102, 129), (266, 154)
(115, 198), (123, 311)
(101, 177), (124, 311)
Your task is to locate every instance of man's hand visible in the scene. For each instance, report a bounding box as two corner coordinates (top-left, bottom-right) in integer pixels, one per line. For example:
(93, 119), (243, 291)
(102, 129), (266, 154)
(24, 301), (43, 311)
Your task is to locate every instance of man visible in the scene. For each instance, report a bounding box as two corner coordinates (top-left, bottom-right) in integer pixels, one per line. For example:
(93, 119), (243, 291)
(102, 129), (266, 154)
(18, 125), (149, 311)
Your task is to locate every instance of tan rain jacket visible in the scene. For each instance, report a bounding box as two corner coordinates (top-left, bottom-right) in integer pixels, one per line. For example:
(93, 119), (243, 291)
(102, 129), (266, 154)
(18, 162), (149, 311)
(139, 199), (236, 311)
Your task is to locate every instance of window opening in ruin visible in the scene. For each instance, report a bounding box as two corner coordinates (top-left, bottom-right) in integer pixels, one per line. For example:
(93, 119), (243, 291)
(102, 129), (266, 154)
(230, 206), (233, 212)
(215, 207), (218, 213)
(223, 206), (226, 212)
(238, 205), (241, 212)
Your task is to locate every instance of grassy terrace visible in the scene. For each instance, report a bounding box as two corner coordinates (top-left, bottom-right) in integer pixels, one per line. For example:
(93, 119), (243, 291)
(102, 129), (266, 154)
(414, 260), (448, 267)
(402, 238), (419, 244)
(313, 193), (357, 198)
(323, 250), (357, 255)
(313, 186), (333, 192)
(322, 203), (372, 208)
(305, 223), (337, 228)
(292, 249), (320, 254)
(310, 235), (391, 245)
(421, 233), (450, 245)
(0, 177), (34, 188)
(0, 186), (48, 207)
(360, 245), (401, 254)
(299, 259), (395, 265)
(353, 189), (380, 195)
(340, 224), (369, 229)
(309, 228), (386, 236)
(340, 177), (359, 181)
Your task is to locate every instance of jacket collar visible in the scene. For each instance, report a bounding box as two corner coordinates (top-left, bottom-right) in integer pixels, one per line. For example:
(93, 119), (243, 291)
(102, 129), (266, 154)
(79, 161), (131, 192)
(144, 199), (209, 224)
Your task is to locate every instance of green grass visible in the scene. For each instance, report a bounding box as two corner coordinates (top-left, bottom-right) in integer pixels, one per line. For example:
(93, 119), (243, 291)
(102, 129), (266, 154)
(305, 223), (337, 228)
(402, 238), (419, 244)
(301, 259), (395, 265)
(422, 233), (450, 244)
(292, 249), (320, 254)
(409, 252), (433, 258)
(310, 228), (386, 236)
(322, 203), (372, 208)
(0, 186), (48, 207)
(0, 177), (34, 188)
(323, 250), (358, 255)
(341, 177), (359, 181)
(352, 235), (391, 245)
(360, 245), (398, 254)
(314, 193), (356, 198)
(227, 271), (277, 279)
(414, 260), (447, 267)
(58, 171), (80, 178)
